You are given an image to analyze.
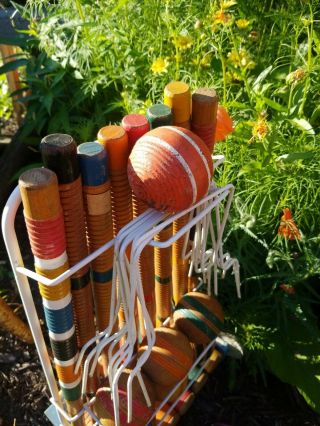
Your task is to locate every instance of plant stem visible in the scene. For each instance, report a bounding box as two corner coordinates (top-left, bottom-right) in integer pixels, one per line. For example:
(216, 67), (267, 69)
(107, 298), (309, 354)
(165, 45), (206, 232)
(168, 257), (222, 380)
(299, 3), (313, 117)
(219, 48), (227, 104)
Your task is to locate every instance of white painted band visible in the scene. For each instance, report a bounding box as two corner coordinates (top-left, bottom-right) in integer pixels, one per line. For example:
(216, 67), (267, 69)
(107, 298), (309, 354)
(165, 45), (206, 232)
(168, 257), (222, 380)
(42, 293), (72, 310)
(34, 251), (68, 270)
(54, 353), (79, 367)
(59, 375), (82, 389)
(49, 325), (75, 342)
(140, 135), (197, 204)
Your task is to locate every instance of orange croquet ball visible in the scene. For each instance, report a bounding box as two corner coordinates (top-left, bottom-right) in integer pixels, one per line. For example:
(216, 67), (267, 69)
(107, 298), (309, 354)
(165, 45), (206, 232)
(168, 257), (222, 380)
(173, 291), (225, 345)
(94, 368), (155, 426)
(128, 126), (213, 213)
(214, 105), (234, 142)
(138, 327), (195, 387)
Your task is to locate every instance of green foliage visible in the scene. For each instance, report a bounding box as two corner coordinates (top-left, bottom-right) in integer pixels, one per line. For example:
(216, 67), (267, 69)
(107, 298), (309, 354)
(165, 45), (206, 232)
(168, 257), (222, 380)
(0, 72), (13, 120)
(2, 0), (320, 413)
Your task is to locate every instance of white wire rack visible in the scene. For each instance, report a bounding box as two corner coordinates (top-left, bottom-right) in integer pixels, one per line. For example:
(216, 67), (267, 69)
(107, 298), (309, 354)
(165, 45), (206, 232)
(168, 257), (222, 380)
(1, 156), (240, 426)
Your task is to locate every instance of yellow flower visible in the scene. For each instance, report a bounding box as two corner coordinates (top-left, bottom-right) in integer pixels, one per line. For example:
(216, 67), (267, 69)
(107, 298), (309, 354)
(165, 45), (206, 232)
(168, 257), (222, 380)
(252, 117), (269, 140)
(144, 99), (152, 108)
(228, 48), (256, 69)
(150, 58), (169, 74)
(174, 33), (193, 49)
(226, 71), (242, 83)
(200, 55), (211, 68)
(236, 18), (250, 29)
(220, 0), (237, 10)
(213, 10), (231, 25)
(286, 68), (305, 85)
(228, 49), (240, 66)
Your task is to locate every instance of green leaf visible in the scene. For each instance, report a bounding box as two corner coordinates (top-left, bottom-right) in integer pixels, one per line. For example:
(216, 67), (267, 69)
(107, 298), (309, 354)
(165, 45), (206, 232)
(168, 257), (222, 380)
(238, 161), (262, 176)
(275, 152), (316, 163)
(265, 319), (320, 414)
(262, 96), (286, 112)
(228, 101), (252, 111)
(253, 65), (273, 93)
(290, 118), (315, 135)
(0, 36), (30, 48)
(0, 59), (28, 74)
(43, 93), (53, 114)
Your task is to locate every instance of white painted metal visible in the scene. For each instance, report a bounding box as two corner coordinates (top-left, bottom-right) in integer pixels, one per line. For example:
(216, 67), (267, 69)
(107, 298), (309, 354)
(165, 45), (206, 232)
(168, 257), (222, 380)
(1, 156), (240, 426)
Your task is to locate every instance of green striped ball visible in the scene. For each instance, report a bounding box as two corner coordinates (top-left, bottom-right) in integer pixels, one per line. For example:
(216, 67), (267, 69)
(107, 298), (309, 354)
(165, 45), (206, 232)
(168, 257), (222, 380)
(173, 292), (224, 345)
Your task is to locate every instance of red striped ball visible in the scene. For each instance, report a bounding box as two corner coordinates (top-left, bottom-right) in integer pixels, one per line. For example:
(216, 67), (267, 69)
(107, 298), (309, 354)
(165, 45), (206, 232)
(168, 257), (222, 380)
(94, 368), (155, 426)
(128, 126), (213, 213)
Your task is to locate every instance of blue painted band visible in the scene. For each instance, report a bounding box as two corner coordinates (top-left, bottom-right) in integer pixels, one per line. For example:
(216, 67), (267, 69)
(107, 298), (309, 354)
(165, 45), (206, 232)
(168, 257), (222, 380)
(92, 268), (113, 283)
(44, 303), (74, 334)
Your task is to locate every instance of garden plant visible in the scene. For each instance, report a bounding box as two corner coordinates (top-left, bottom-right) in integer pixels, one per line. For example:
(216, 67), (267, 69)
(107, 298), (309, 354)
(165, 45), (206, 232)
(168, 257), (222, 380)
(1, 0), (320, 419)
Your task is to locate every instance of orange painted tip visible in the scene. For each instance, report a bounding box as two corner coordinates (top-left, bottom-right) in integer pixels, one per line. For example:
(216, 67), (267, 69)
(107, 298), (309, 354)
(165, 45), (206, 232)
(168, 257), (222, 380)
(164, 82), (191, 124)
(164, 81), (190, 98)
(97, 125), (129, 171)
(19, 168), (62, 221)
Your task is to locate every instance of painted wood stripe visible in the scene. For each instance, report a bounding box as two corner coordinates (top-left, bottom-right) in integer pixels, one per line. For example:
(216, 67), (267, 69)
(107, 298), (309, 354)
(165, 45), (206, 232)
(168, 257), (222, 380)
(176, 300), (221, 339)
(54, 354), (78, 367)
(178, 295), (224, 330)
(44, 303), (74, 334)
(59, 374), (82, 389)
(139, 135), (197, 204)
(163, 126), (211, 182)
(175, 308), (217, 341)
(60, 383), (81, 401)
(49, 325), (75, 342)
(50, 334), (78, 361)
(92, 268), (113, 283)
(42, 293), (71, 310)
(155, 275), (171, 284)
(34, 251), (68, 270)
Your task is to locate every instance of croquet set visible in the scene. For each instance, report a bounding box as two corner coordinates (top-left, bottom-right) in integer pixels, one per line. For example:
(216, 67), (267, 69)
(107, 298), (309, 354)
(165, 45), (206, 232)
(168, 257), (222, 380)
(2, 81), (241, 425)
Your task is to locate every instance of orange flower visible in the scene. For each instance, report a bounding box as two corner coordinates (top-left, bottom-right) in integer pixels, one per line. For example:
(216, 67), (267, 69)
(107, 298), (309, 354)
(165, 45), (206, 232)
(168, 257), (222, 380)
(213, 10), (230, 25)
(214, 105), (234, 142)
(252, 117), (268, 140)
(278, 208), (301, 240)
(279, 284), (296, 295)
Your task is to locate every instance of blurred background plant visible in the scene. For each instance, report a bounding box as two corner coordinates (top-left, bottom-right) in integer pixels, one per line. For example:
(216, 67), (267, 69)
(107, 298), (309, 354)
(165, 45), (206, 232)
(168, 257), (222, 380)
(0, 71), (13, 121)
(1, 0), (320, 415)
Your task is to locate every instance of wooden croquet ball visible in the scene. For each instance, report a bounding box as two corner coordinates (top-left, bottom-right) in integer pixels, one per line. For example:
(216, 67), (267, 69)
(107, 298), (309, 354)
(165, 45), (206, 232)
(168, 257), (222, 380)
(128, 126), (213, 213)
(173, 291), (224, 345)
(94, 368), (155, 425)
(138, 327), (194, 387)
(153, 378), (188, 403)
